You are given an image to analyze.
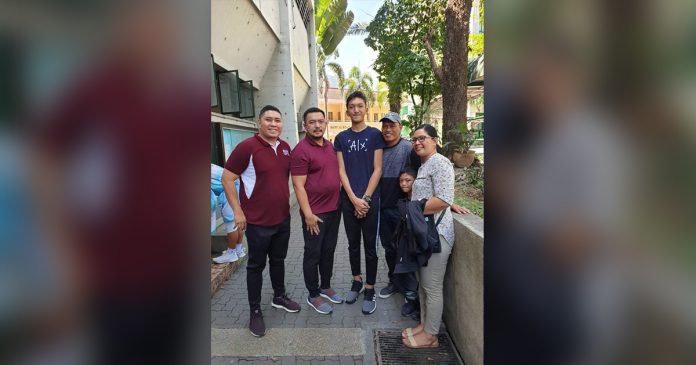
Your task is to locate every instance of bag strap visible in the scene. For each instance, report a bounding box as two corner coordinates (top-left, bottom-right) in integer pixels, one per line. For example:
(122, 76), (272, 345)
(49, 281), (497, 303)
(435, 210), (445, 227)
(427, 170), (447, 228)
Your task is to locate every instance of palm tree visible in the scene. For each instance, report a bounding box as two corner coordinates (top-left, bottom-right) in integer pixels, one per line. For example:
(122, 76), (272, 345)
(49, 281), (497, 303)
(315, 0), (354, 57)
(345, 66), (375, 106)
(315, 0), (354, 113)
(375, 81), (389, 109)
(317, 51), (345, 112)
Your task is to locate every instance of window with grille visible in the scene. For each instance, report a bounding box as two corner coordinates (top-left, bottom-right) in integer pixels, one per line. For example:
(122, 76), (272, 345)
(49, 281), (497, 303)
(294, 0), (312, 29)
(213, 58), (256, 120)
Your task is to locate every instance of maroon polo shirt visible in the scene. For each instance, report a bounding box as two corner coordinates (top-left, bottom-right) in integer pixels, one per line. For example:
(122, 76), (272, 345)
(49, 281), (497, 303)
(290, 136), (341, 215)
(225, 134), (291, 226)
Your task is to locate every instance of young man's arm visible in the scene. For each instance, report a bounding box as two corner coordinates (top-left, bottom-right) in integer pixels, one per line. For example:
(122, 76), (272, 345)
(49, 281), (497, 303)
(337, 151), (369, 213)
(292, 175), (323, 235)
(222, 169), (245, 231)
(363, 148), (383, 199)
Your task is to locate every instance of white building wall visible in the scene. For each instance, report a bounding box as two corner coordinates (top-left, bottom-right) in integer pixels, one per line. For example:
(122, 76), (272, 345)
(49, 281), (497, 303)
(211, 0), (278, 86)
(212, 0), (317, 147)
(290, 2), (311, 83)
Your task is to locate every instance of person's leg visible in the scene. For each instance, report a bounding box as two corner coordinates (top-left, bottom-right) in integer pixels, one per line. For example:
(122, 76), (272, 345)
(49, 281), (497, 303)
(361, 203), (380, 288)
(318, 210), (341, 290)
(378, 207), (400, 296)
(245, 224), (273, 311)
(302, 214), (325, 298)
(226, 230), (239, 249)
(342, 192), (365, 304)
(417, 236), (453, 336)
(341, 192), (363, 281)
(267, 216), (291, 298)
(268, 216), (300, 313)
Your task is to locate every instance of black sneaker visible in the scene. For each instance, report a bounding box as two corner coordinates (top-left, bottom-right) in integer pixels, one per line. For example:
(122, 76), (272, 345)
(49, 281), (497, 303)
(362, 288), (377, 315)
(345, 280), (364, 304)
(249, 309), (265, 337)
(401, 300), (417, 317)
(271, 293), (301, 313)
(378, 283), (398, 298)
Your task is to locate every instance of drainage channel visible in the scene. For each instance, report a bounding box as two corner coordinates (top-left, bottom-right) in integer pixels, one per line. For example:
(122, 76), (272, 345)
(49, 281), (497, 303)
(374, 329), (463, 365)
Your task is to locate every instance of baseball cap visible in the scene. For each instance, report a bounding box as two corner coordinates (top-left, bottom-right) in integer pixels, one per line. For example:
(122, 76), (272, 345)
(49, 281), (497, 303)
(380, 111), (401, 124)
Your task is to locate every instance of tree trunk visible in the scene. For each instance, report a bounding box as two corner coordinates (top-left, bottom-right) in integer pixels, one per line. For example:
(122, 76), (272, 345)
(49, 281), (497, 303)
(388, 86), (401, 113)
(324, 77), (330, 116)
(441, 0), (472, 142)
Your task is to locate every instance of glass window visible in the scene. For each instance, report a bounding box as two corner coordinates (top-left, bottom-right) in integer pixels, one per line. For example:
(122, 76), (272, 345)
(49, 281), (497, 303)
(374, 113), (378, 121)
(328, 112), (334, 120)
(218, 70), (240, 114)
(211, 55), (218, 107)
(239, 80), (255, 119)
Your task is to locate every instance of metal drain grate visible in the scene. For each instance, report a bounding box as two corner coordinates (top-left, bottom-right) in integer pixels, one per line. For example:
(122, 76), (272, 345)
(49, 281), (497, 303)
(374, 329), (463, 365)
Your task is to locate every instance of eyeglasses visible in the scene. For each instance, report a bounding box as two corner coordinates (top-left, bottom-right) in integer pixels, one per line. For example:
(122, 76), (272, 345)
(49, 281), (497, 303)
(410, 136), (435, 144)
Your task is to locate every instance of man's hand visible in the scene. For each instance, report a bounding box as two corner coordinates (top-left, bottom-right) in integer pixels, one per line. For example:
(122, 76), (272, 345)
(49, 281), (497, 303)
(351, 196), (370, 214)
(305, 214), (324, 235)
(234, 209), (247, 232)
(450, 203), (471, 215)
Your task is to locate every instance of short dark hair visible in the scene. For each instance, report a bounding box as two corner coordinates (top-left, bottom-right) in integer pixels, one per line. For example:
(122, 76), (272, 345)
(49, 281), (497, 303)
(259, 105), (281, 119)
(346, 91), (368, 107)
(413, 123), (439, 138)
(400, 167), (417, 179)
(302, 107), (325, 122)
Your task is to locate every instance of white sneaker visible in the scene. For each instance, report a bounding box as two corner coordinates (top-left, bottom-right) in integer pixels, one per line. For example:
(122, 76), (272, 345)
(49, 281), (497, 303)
(213, 249), (238, 264)
(235, 245), (246, 258)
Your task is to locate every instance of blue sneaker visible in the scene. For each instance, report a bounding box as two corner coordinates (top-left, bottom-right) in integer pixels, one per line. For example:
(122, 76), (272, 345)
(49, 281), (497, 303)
(307, 296), (333, 314)
(362, 288), (377, 315)
(345, 280), (364, 304)
(320, 288), (344, 304)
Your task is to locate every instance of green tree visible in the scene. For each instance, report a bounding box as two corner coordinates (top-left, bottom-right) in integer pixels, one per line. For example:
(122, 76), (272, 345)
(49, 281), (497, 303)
(345, 66), (375, 106)
(315, 0), (354, 56)
(375, 81), (389, 109)
(424, 0), (475, 142)
(365, 0), (444, 120)
(315, 0), (354, 113)
(317, 54), (345, 111)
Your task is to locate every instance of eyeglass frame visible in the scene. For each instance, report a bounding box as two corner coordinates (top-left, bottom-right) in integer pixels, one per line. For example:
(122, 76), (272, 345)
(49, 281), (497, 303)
(410, 135), (436, 144)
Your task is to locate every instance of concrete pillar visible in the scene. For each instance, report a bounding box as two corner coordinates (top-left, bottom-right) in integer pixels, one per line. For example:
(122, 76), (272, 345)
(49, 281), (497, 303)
(256, 0), (299, 146)
(301, 8), (319, 121)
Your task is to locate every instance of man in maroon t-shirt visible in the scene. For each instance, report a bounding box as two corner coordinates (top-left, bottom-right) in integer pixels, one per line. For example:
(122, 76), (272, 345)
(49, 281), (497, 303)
(222, 105), (301, 337)
(291, 107), (344, 315)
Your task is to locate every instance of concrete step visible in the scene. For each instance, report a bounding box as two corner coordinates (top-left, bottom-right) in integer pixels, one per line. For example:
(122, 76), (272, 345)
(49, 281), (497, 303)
(211, 328), (364, 357)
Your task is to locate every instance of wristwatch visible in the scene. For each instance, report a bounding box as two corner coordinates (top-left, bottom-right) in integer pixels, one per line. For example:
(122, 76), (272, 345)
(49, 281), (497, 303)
(362, 195), (372, 204)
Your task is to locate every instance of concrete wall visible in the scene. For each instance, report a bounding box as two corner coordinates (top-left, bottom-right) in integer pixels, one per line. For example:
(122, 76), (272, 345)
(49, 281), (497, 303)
(290, 2), (311, 84)
(211, 0), (278, 86)
(443, 214), (484, 365)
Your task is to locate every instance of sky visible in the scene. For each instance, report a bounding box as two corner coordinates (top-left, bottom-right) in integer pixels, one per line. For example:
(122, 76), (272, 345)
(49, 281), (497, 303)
(328, 0), (383, 87)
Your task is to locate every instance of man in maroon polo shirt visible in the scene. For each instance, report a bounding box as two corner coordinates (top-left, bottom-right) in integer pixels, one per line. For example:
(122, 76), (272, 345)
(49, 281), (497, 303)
(222, 105), (301, 337)
(291, 107), (344, 315)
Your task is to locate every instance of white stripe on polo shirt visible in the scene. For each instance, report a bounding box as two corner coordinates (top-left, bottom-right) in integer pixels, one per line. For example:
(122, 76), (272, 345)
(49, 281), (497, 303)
(240, 155), (256, 199)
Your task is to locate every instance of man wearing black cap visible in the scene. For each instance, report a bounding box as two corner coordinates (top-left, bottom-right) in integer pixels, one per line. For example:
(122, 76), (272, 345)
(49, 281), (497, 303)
(377, 111), (421, 319)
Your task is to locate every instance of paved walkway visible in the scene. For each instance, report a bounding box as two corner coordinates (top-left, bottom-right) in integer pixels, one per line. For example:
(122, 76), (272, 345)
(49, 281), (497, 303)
(211, 207), (419, 365)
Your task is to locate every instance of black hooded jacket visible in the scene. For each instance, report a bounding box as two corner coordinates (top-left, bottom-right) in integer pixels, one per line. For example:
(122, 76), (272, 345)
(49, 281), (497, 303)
(392, 198), (439, 274)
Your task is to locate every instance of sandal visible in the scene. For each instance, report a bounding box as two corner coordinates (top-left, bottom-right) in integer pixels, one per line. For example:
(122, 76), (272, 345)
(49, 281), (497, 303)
(403, 332), (439, 349)
(401, 325), (423, 339)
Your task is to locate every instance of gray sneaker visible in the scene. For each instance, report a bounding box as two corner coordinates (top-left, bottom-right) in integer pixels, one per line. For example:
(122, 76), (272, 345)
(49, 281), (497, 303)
(320, 288), (344, 304)
(345, 280), (364, 304)
(307, 296), (333, 314)
(378, 283), (398, 298)
(362, 288), (377, 315)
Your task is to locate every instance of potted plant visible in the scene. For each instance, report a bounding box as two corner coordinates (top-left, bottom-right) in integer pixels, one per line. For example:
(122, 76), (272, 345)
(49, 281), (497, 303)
(443, 124), (476, 168)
